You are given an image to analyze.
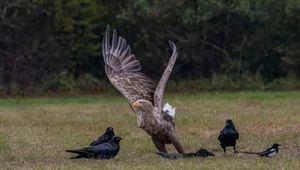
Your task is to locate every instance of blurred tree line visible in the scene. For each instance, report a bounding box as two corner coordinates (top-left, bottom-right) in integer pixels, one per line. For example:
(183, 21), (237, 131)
(1, 0), (300, 96)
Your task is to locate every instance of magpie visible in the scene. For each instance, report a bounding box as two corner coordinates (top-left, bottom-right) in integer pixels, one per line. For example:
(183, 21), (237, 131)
(239, 143), (281, 157)
(65, 136), (122, 159)
(90, 127), (115, 146)
(156, 149), (215, 159)
(218, 119), (239, 154)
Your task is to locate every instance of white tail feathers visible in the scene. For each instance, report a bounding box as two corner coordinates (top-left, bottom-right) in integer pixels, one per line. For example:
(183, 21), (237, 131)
(163, 103), (176, 118)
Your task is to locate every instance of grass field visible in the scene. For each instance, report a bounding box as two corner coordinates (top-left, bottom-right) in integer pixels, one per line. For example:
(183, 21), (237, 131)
(1, 91), (300, 169)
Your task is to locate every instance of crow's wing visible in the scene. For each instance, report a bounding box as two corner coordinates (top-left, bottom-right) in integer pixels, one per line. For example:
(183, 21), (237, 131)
(90, 134), (113, 146)
(90, 141), (96, 146)
(235, 130), (239, 140)
(218, 129), (225, 141)
(66, 143), (117, 155)
(88, 143), (117, 154)
(90, 136), (104, 146)
(66, 146), (98, 155)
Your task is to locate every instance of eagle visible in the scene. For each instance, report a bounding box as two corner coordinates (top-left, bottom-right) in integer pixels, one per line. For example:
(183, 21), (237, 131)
(102, 26), (185, 154)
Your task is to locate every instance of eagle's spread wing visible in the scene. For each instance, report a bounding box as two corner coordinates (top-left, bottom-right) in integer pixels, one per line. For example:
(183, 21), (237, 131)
(153, 41), (178, 109)
(102, 26), (155, 105)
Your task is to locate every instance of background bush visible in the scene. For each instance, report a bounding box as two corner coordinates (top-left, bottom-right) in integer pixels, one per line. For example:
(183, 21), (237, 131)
(1, 0), (300, 96)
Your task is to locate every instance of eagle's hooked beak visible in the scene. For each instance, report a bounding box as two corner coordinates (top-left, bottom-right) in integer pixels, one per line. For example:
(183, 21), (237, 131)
(132, 101), (142, 107)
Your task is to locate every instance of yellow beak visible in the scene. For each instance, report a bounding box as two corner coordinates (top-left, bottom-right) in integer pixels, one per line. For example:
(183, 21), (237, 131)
(132, 101), (142, 107)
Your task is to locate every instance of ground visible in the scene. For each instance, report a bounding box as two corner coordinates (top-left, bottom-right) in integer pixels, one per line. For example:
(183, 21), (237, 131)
(0, 91), (300, 169)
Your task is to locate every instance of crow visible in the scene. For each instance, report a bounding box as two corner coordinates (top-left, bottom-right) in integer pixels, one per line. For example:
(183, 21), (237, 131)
(218, 119), (239, 154)
(239, 143), (281, 157)
(65, 136), (122, 159)
(90, 127), (115, 146)
(156, 149), (215, 159)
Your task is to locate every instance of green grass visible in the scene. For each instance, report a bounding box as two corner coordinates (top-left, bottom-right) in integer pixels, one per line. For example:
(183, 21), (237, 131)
(0, 91), (300, 169)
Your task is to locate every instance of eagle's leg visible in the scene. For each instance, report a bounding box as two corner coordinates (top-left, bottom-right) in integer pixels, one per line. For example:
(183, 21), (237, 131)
(168, 133), (185, 154)
(223, 147), (226, 154)
(152, 137), (167, 153)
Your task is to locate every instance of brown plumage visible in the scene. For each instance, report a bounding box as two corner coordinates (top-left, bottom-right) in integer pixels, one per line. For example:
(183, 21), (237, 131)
(102, 26), (184, 154)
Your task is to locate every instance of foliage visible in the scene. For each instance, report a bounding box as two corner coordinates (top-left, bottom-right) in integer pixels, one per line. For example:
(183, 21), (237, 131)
(1, 0), (300, 96)
(36, 0), (108, 78)
(0, 0), (70, 95)
(40, 70), (76, 92)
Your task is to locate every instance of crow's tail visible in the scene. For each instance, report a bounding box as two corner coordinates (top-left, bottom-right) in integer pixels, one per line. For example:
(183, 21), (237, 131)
(65, 149), (81, 154)
(69, 155), (83, 159)
(65, 149), (92, 159)
(65, 149), (89, 155)
(156, 152), (183, 159)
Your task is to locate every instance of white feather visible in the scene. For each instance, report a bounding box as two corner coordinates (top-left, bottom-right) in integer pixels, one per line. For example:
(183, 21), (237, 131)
(163, 103), (176, 118)
(267, 149), (277, 157)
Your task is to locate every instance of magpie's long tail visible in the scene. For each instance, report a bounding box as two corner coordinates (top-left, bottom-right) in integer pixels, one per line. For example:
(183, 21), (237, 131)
(238, 151), (260, 155)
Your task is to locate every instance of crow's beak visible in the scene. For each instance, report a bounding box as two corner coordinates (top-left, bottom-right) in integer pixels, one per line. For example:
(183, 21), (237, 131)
(132, 101), (142, 107)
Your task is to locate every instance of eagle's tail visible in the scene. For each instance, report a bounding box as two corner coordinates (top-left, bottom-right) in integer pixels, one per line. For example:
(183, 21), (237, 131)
(163, 103), (176, 118)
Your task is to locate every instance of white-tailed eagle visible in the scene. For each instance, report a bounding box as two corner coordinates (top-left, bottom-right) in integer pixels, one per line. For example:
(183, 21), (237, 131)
(102, 26), (184, 154)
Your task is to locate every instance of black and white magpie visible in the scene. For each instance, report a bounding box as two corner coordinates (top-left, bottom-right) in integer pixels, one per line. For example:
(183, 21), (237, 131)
(239, 143), (281, 157)
(218, 119), (239, 154)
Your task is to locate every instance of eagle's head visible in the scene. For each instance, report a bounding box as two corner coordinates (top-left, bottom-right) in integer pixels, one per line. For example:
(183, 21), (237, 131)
(132, 99), (154, 128)
(132, 99), (153, 110)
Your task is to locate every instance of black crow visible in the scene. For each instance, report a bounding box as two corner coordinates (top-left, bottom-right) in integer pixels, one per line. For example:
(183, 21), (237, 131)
(66, 136), (122, 159)
(239, 143), (281, 157)
(218, 119), (239, 154)
(90, 127), (115, 146)
(156, 149), (215, 159)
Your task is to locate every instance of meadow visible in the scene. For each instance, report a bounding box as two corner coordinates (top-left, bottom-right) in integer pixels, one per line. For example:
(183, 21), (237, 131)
(0, 91), (300, 169)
